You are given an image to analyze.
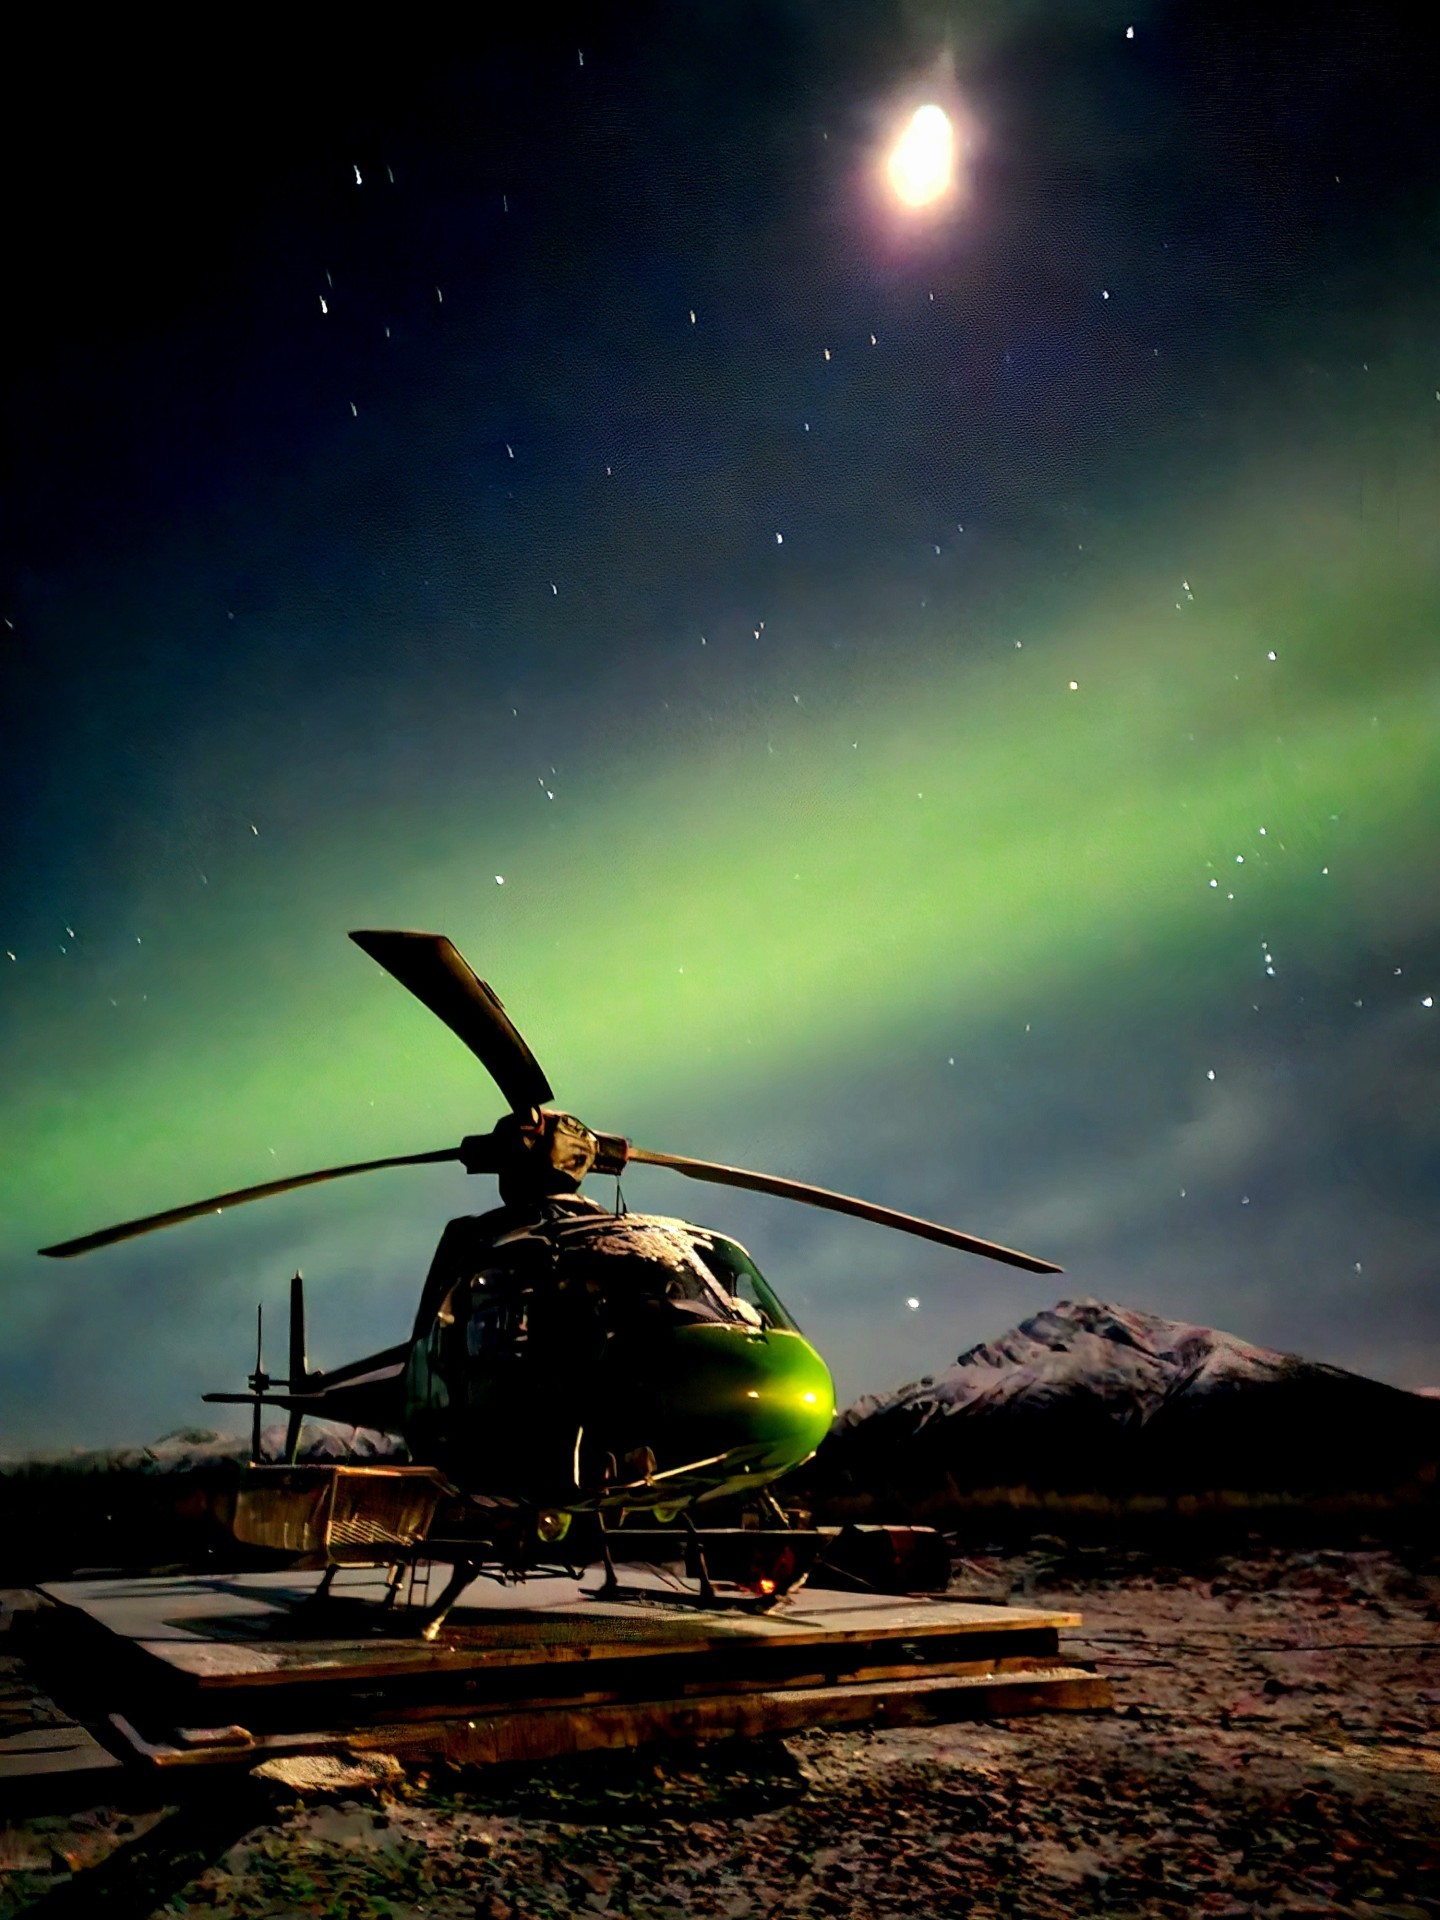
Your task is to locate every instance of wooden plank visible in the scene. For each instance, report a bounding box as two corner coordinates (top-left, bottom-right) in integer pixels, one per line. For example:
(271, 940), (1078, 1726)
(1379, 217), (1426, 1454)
(109, 1665), (1112, 1772)
(0, 1639), (123, 1791)
(301, 1649), (1074, 1727)
(138, 1621), (1065, 1690)
(41, 1571), (1078, 1691)
(0, 1721), (124, 1783)
(402, 1668), (1116, 1767)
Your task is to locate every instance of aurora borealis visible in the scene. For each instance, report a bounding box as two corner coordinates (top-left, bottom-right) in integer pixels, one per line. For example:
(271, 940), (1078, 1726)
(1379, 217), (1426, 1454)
(3, 2), (1437, 1447)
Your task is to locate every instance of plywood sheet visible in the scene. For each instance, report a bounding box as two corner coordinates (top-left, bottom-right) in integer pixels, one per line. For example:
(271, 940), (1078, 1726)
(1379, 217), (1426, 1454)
(42, 1568), (1077, 1691)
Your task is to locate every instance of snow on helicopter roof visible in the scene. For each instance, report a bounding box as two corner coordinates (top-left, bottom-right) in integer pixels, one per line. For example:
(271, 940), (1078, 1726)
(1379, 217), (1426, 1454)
(547, 1207), (738, 1278)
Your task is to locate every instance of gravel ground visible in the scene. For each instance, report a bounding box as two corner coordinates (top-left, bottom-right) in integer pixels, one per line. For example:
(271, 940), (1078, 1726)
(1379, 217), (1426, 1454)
(3, 1542), (1437, 1919)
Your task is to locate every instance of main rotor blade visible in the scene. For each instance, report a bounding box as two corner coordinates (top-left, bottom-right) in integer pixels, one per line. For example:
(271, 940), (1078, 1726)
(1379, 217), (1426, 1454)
(38, 1147), (465, 1259)
(625, 1147), (1062, 1275)
(350, 929), (553, 1113)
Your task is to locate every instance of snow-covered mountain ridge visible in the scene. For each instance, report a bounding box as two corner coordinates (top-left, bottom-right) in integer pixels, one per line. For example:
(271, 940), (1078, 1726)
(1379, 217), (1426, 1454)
(814, 1298), (1440, 1502)
(837, 1298), (1338, 1432)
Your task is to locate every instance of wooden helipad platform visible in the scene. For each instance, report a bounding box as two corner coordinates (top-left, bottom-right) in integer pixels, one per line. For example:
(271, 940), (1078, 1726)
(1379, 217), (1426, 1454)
(8, 1566), (1109, 1789)
(43, 1566), (1085, 1684)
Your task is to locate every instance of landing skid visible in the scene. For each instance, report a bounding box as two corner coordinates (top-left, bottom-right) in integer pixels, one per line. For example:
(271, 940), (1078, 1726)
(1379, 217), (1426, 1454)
(416, 1560), (480, 1642)
(592, 1513), (794, 1612)
(228, 1464), (949, 1639)
(595, 1513), (720, 1604)
(303, 1536), (798, 1639)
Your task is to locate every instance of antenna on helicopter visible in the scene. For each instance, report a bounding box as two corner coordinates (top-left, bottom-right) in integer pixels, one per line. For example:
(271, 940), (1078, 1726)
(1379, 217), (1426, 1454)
(240, 1275), (312, 1464)
(284, 1273), (309, 1464)
(248, 1304), (268, 1463)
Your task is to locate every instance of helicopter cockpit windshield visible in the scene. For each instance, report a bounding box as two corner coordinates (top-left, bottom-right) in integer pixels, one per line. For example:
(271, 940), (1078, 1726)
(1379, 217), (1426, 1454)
(549, 1218), (734, 1332)
(426, 1207), (804, 1371)
(686, 1229), (801, 1333)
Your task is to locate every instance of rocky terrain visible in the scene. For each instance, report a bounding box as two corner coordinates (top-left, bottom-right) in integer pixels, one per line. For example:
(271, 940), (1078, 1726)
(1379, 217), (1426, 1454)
(811, 1300), (1440, 1522)
(3, 1540), (1437, 1918)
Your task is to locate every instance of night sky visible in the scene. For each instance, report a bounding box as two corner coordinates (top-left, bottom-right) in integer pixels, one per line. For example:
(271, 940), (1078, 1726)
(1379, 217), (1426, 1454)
(3, 1), (1438, 1450)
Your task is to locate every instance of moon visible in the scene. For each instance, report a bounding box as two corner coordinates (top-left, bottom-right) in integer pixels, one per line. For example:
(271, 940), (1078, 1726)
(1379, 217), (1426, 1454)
(887, 104), (956, 208)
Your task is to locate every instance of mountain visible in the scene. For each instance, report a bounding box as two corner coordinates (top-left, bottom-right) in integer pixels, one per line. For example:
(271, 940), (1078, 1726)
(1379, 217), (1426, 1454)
(0, 1422), (405, 1477)
(136, 1422), (403, 1467)
(809, 1299), (1440, 1512)
(0, 1424), (405, 1582)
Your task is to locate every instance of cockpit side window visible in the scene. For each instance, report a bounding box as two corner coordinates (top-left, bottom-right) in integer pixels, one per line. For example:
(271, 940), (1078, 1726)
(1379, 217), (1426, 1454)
(440, 1271), (530, 1358)
(688, 1234), (800, 1332)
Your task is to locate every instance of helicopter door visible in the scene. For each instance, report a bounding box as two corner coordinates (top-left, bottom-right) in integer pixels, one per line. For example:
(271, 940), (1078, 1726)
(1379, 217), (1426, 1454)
(464, 1278), (529, 1361)
(418, 1272), (528, 1410)
(437, 1272), (549, 1491)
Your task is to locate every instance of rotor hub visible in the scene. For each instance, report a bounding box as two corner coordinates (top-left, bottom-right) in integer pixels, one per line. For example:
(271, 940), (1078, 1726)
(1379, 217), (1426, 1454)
(461, 1109), (630, 1203)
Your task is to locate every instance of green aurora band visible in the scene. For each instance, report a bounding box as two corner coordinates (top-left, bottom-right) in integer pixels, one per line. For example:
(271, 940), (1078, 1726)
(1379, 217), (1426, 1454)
(7, 440), (1436, 1294)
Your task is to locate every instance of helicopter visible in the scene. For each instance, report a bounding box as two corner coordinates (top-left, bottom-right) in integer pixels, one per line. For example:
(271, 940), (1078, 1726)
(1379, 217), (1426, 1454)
(41, 929), (1061, 1632)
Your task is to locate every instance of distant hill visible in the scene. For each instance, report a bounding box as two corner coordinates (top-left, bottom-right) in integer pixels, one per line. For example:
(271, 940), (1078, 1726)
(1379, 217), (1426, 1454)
(0, 1422), (403, 1477)
(0, 1424), (404, 1582)
(808, 1299), (1440, 1521)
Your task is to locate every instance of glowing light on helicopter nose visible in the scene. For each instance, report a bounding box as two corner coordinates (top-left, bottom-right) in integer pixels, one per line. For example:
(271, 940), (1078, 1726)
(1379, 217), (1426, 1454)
(745, 1389), (760, 1399)
(887, 105), (955, 207)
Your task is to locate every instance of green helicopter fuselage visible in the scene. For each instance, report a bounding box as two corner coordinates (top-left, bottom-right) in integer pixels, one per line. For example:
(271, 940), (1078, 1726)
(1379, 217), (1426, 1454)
(398, 1196), (836, 1514)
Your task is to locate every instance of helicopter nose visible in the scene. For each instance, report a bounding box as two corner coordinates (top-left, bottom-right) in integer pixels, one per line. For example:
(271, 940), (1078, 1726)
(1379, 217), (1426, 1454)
(591, 1326), (835, 1486)
(723, 1333), (835, 1463)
